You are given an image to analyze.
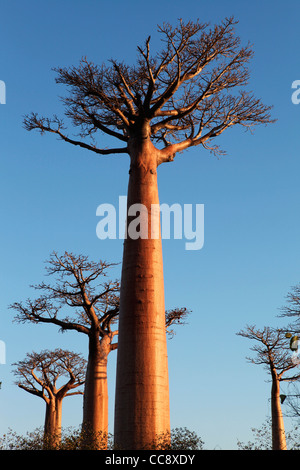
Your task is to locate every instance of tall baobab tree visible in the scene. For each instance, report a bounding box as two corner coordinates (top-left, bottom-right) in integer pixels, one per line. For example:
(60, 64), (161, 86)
(24, 18), (274, 449)
(12, 349), (86, 448)
(10, 251), (119, 448)
(237, 325), (300, 450)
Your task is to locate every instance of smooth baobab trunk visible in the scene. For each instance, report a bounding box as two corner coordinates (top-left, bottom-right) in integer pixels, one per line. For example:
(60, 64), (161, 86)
(114, 136), (170, 450)
(44, 398), (62, 448)
(271, 378), (287, 450)
(82, 334), (109, 448)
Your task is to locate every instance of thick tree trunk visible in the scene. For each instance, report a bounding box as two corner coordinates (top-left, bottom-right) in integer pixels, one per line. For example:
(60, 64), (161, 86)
(271, 378), (287, 450)
(114, 136), (170, 450)
(55, 398), (62, 441)
(82, 333), (109, 449)
(44, 398), (62, 448)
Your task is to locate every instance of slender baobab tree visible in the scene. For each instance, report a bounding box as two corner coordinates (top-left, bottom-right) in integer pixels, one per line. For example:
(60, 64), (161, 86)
(12, 348), (86, 448)
(24, 18), (274, 448)
(237, 325), (300, 450)
(10, 251), (119, 448)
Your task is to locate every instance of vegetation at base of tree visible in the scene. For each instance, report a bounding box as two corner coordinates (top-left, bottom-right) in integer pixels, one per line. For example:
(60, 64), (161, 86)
(0, 426), (203, 451)
(237, 418), (300, 450)
(149, 427), (204, 450)
(5, 421), (300, 450)
(0, 427), (112, 450)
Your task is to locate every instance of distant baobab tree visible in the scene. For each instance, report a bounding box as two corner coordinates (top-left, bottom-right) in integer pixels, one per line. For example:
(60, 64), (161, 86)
(237, 325), (300, 450)
(10, 251), (119, 449)
(24, 17), (274, 449)
(12, 349), (86, 449)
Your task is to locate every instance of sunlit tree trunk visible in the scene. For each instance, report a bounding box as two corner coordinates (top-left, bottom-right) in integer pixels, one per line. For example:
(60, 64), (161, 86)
(82, 332), (110, 449)
(271, 376), (287, 450)
(44, 398), (62, 448)
(114, 133), (170, 450)
(55, 399), (63, 442)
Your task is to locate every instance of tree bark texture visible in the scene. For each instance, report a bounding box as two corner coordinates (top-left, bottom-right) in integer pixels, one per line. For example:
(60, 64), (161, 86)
(82, 333), (110, 448)
(44, 398), (62, 448)
(114, 137), (170, 449)
(271, 378), (287, 450)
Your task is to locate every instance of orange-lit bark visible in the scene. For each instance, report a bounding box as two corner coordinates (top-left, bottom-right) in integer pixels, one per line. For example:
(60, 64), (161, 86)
(271, 375), (287, 450)
(114, 133), (170, 449)
(44, 397), (63, 448)
(82, 333), (112, 448)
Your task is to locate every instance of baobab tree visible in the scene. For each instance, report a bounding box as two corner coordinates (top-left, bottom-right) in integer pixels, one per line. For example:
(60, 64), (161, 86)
(10, 251), (190, 449)
(24, 17), (274, 449)
(10, 251), (119, 448)
(12, 348), (86, 448)
(237, 325), (300, 450)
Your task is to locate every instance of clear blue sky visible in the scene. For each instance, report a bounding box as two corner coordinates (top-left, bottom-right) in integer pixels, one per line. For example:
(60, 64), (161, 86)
(1, 0), (300, 450)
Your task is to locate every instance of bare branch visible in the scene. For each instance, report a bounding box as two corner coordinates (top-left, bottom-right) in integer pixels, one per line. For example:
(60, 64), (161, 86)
(23, 113), (128, 155)
(237, 325), (300, 379)
(10, 251), (120, 338)
(165, 307), (191, 338)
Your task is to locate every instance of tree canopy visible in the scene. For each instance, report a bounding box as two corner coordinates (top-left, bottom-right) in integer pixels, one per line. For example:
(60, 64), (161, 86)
(13, 348), (86, 400)
(24, 17), (274, 162)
